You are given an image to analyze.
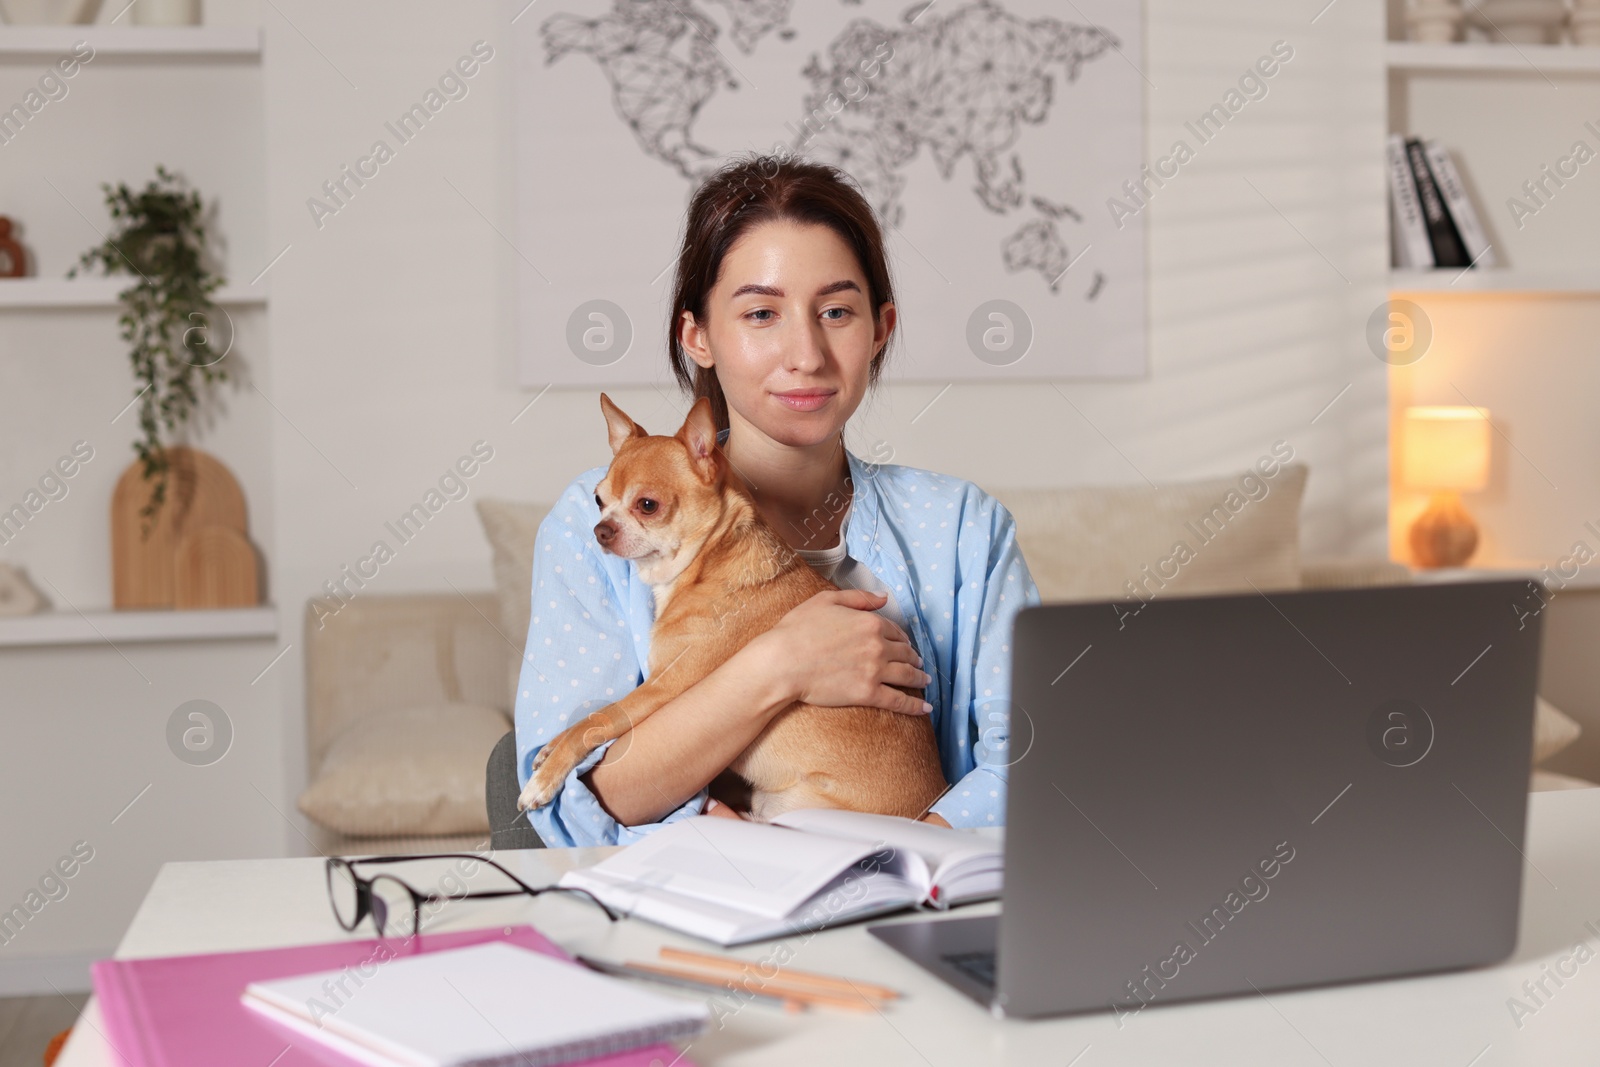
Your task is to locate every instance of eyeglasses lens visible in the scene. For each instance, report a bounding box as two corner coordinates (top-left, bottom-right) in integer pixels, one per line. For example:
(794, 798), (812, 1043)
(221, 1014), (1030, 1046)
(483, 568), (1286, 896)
(328, 862), (361, 929)
(368, 875), (416, 937)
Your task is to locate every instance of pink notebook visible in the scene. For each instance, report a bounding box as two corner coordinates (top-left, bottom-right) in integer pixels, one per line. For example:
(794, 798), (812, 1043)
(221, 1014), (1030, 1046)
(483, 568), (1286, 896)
(91, 924), (694, 1067)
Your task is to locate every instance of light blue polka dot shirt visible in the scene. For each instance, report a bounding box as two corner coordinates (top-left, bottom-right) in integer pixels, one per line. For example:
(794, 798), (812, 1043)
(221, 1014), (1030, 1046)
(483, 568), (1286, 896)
(514, 427), (1043, 848)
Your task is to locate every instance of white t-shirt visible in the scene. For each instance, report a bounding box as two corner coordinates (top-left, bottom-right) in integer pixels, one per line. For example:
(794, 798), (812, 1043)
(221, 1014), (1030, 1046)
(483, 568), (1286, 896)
(791, 498), (909, 634)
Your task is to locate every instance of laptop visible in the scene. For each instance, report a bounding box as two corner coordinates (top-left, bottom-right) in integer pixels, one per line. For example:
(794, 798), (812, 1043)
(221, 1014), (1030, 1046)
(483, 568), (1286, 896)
(870, 579), (1544, 1019)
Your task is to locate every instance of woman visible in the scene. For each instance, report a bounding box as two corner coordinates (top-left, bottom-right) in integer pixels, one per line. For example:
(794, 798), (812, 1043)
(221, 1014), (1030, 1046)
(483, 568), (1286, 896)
(516, 153), (1040, 848)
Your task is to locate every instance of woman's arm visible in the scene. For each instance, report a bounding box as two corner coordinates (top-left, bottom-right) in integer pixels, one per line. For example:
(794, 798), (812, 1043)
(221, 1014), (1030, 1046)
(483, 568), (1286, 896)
(585, 587), (932, 825)
(582, 634), (794, 826)
(926, 491), (1042, 829)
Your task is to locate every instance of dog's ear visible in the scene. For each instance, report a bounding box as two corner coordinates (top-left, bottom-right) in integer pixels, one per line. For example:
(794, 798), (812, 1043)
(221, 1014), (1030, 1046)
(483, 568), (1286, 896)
(677, 396), (720, 484)
(599, 393), (646, 455)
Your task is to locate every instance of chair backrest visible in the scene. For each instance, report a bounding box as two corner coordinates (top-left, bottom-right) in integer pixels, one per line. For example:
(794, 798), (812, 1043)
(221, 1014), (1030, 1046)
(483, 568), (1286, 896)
(485, 730), (545, 850)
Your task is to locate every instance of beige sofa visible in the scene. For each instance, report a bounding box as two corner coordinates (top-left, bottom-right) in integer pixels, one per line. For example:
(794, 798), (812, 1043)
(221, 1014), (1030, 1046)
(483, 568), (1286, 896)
(295, 462), (1594, 857)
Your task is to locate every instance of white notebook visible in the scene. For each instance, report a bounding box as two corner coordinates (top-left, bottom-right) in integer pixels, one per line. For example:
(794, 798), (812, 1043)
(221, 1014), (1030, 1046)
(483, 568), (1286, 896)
(556, 810), (1002, 946)
(240, 942), (709, 1067)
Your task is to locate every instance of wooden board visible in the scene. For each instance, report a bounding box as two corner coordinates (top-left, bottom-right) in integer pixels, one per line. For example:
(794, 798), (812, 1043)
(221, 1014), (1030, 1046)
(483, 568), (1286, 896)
(173, 526), (259, 609)
(111, 446), (250, 609)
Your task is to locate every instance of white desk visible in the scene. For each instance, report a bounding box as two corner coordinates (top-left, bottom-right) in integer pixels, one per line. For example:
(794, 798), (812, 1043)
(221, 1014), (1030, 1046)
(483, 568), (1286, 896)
(59, 790), (1600, 1066)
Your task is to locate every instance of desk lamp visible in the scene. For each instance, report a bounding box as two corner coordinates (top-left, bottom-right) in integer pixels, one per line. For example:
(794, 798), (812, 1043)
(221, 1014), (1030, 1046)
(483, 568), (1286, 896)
(1403, 405), (1491, 568)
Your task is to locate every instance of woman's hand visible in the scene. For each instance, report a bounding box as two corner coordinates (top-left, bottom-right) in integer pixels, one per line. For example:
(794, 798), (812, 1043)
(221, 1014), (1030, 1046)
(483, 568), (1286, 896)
(756, 589), (932, 716)
(703, 797), (746, 820)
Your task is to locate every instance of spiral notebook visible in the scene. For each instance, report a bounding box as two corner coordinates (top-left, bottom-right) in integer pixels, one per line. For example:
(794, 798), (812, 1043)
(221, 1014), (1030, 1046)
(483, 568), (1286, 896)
(91, 924), (692, 1067)
(242, 941), (710, 1067)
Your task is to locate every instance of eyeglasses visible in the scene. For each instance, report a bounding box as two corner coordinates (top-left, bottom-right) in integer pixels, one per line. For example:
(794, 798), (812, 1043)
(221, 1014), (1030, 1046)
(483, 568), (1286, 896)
(325, 852), (621, 938)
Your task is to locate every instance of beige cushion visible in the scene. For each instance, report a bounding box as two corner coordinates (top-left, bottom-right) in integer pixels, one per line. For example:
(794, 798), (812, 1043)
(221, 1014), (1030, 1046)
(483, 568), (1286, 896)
(989, 463), (1309, 602)
(1531, 769), (1597, 791)
(476, 497), (555, 709)
(303, 593), (509, 771)
(297, 703), (510, 837)
(1534, 695), (1583, 766)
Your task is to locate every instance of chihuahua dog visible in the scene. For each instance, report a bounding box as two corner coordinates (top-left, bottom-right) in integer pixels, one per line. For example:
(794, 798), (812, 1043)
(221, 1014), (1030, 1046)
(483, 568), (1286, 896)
(517, 393), (948, 823)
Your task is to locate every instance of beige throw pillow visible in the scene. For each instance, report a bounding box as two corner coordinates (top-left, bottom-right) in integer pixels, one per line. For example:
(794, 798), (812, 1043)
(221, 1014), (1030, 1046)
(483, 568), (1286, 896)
(1533, 695), (1583, 766)
(297, 703), (511, 837)
(475, 497), (554, 708)
(989, 463), (1309, 603)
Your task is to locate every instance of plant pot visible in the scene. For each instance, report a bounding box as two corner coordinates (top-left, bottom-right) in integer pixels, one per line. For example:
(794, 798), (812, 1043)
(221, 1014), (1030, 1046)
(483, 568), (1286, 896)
(131, 0), (199, 25)
(0, 0), (102, 23)
(1465, 0), (1567, 43)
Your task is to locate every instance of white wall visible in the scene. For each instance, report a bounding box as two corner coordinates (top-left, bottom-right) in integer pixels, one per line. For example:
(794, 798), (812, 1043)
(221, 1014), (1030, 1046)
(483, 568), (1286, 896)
(0, 0), (1395, 986)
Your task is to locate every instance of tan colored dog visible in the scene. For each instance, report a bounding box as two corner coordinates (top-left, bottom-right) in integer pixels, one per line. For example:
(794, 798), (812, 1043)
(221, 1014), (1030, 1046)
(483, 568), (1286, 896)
(517, 393), (947, 822)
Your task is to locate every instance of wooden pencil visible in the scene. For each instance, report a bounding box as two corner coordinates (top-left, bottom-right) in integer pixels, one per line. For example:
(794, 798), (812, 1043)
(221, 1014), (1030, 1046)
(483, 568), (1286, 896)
(624, 959), (882, 1012)
(657, 946), (901, 1001)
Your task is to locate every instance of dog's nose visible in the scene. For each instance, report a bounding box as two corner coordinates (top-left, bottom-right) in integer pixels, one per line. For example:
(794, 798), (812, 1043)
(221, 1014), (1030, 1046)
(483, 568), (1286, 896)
(594, 521), (616, 546)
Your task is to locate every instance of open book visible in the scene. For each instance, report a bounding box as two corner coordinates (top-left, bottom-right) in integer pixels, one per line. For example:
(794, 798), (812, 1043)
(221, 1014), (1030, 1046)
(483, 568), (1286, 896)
(556, 809), (1002, 946)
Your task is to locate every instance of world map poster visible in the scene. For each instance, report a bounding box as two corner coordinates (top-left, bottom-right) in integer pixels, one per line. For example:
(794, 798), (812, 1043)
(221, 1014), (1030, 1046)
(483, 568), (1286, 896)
(512, 0), (1146, 388)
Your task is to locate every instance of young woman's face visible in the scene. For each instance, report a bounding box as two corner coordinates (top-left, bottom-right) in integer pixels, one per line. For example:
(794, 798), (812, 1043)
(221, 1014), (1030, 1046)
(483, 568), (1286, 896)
(681, 219), (894, 450)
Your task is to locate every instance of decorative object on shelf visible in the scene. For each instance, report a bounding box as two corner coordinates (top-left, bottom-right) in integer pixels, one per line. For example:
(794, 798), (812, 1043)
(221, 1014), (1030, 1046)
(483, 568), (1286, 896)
(0, 564), (46, 616)
(1403, 406), (1492, 568)
(0, 0), (101, 23)
(1573, 0), (1600, 45)
(1406, 0), (1466, 42)
(111, 446), (260, 610)
(0, 216), (26, 277)
(131, 0), (198, 24)
(1465, 0), (1568, 44)
(68, 164), (231, 538)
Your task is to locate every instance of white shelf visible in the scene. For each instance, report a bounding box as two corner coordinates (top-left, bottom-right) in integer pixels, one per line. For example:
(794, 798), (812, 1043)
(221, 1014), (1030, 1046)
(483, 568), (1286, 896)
(1388, 40), (1600, 73)
(1389, 267), (1600, 293)
(0, 278), (266, 309)
(1409, 562), (1600, 591)
(0, 26), (260, 59)
(0, 605), (278, 648)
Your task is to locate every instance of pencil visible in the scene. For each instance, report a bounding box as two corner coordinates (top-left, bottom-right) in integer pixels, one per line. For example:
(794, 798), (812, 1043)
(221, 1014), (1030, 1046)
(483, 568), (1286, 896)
(574, 954), (807, 1013)
(658, 946), (901, 1001)
(622, 960), (879, 1013)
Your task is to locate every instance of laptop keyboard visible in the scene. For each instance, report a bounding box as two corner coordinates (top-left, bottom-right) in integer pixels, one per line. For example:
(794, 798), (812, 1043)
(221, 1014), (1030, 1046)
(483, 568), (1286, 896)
(942, 950), (998, 989)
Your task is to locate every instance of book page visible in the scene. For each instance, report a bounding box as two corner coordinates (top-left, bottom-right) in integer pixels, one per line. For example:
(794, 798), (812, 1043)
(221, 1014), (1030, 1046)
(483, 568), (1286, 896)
(566, 816), (895, 920)
(769, 809), (1001, 896)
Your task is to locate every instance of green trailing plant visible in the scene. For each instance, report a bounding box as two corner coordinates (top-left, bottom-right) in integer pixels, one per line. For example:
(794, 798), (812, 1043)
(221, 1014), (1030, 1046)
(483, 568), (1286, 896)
(69, 164), (230, 537)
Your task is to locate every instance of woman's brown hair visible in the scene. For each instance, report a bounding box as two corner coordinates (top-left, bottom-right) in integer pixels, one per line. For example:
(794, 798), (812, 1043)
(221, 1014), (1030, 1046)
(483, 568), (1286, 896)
(668, 152), (897, 435)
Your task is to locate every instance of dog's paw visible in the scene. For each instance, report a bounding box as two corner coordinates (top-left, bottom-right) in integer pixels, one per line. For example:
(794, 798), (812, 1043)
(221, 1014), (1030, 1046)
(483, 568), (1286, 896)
(518, 747), (561, 810)
(517, 777), (558, 811)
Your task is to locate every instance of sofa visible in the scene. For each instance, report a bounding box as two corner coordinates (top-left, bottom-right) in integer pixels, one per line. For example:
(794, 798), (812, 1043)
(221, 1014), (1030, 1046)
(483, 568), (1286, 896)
(295, 461), (1595, 858)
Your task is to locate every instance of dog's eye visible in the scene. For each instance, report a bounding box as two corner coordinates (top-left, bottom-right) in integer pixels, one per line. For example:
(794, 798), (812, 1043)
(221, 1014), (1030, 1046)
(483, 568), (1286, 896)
(637, 498), (658, 515)
(594, 493), (603, 510)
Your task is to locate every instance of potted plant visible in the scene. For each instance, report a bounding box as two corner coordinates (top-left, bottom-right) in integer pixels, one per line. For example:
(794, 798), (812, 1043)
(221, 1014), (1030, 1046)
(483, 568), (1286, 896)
(69, 164), (231, 536)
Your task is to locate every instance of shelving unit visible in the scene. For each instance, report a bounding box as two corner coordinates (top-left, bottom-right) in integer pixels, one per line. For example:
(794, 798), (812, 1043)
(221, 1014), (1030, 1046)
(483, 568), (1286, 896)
(1389, 267), (1600, 293)
(1387, 40), (1600, 74)
(0, 25), (260, 59)
(0, 604), (278, 648)
(1386, 36), (1600, 295)
(0, 278), (267, 308)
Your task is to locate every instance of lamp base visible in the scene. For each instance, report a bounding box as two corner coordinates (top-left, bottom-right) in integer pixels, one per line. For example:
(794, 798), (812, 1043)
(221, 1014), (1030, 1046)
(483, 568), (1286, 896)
(1409, 490), (1480, 568)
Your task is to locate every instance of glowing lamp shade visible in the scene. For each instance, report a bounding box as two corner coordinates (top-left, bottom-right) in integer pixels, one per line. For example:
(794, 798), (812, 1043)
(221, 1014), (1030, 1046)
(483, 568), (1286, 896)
(1402, 406), (1490, 568)
(1402, 407), (1491, 492)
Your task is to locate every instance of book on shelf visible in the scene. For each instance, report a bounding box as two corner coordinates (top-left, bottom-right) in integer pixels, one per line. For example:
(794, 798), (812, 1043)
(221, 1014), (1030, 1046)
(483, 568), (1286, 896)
(556, 808), (1003, 946)
(1388, 133), (1493, 271)
(1405, 135), (1471, 267)
(1388, 132), (1434, 268)
(1422, 138), (1497, 268)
